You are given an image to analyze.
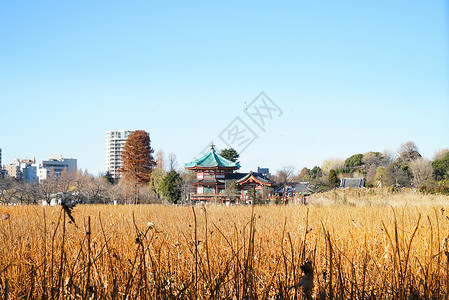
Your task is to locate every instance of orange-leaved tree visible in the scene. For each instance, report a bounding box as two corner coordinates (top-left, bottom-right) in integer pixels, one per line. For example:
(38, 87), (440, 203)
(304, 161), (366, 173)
(119, 130), (156, 185)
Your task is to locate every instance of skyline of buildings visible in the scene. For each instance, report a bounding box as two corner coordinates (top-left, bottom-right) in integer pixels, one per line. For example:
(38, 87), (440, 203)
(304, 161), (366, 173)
(1, 154), (77, 183)
(2, 129), (132, 181)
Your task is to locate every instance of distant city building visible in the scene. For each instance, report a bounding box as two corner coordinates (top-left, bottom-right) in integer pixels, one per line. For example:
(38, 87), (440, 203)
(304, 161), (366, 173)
(5, 159), (21, 179)
(38, 154), (77, 181)
(105, 130), (134, 179)
(22, 164), (38, 183)
(37, 166), (47, 181)
(4, 158), (37, 181)
(0, 148), (2, 168)
(20, 158), (38, 183)
(257, 167), (271, 177)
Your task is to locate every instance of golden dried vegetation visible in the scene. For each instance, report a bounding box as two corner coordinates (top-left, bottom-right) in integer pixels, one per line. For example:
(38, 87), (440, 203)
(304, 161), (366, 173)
(1, 190), (449, 299)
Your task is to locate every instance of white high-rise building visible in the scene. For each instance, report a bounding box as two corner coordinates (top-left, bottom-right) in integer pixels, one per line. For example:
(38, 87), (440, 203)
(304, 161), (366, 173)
(105, 130), (134, 179)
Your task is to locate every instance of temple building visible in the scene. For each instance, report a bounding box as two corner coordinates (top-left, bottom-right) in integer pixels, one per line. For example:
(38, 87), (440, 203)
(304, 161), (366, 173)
(185, 145), (274, 203)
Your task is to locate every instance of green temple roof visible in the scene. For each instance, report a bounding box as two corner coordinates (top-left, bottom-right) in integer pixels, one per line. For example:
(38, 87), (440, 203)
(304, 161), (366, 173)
(185, 147), (240, 169)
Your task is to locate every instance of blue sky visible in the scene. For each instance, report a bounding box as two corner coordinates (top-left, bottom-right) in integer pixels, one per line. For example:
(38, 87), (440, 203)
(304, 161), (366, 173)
(1, 1), (448, 175)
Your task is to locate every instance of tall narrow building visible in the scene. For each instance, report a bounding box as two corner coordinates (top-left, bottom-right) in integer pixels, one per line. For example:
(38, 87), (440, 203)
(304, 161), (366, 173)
(105, 130), (134, 179)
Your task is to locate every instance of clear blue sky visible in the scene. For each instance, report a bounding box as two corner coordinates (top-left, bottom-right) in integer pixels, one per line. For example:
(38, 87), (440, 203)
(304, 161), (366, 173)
(1, 1), (448, 175)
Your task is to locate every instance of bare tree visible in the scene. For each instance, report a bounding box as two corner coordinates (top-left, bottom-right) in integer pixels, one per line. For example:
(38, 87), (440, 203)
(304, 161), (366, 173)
(155, 150), (165, 169)
(150, 168), (166, 200)
(366, 164), (378, 184)
(362, 152), (383, 167)
(180, 170), (196, 204)
(433, 149), (449, 161)
(284, 166), (296, 181)
(223, 179), (240, 202)
(14, 183), (31, 204)
(167, 152), (178, 171)
(397, 141), (421, 165)
(82, 175), (109, 203)
(39, 175), (58, 204)
(70, 168), (86, 198)
(25, 183), (40, 204)
(381, 150), (395, 167)
(363, 150), (395, 168)
(399, 141), (419, 154)
(0, 178), (18, 204)
(137, 184), (158, 204)
(409, 157), (433, 188)
(57, 167), (73, 194)
(0, 180), (7, 203)
(321, 158), (345, 175)
(274, 170), (288, 183)
(274, 166), (296, 183)
(107, 180), (125, 204)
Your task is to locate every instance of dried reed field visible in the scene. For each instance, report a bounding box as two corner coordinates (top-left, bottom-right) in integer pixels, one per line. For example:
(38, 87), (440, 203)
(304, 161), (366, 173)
(2, 192), (449, 299)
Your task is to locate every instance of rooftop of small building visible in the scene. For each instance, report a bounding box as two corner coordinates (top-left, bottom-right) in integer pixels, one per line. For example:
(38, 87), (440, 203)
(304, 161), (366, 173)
(340, 177), (366, 188)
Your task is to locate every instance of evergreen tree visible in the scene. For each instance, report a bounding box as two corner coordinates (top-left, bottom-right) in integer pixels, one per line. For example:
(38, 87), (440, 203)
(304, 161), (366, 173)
(310, 166), (322, 179)
(328, 169), (339, 188)
(119, 130), (155, 185)
(345, 154), (363, 168)
(161, 170), (182, 204)
(103, 172), (114, 184)
(432, 152), (449, 180)
(220, 148), (240, 163)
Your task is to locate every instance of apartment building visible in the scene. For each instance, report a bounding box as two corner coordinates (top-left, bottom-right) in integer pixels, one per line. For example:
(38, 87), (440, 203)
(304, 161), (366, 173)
(105, 130), (134, 179)
(4, 159), (21, 179)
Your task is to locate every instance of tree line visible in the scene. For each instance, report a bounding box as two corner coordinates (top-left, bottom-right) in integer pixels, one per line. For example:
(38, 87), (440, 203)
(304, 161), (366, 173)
(1, 135), (448, 205)
(272, 141), (449, 194)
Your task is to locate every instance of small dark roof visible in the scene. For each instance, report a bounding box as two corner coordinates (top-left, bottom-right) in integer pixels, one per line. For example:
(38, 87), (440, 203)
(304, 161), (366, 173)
(291, 182), (311, 193)
(340, 178), (365, 189)
(235, 171), (272, 185)
(225, 171), (273, 185)
(276, 182), (311, 194)
(225, 173), (248, 181)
